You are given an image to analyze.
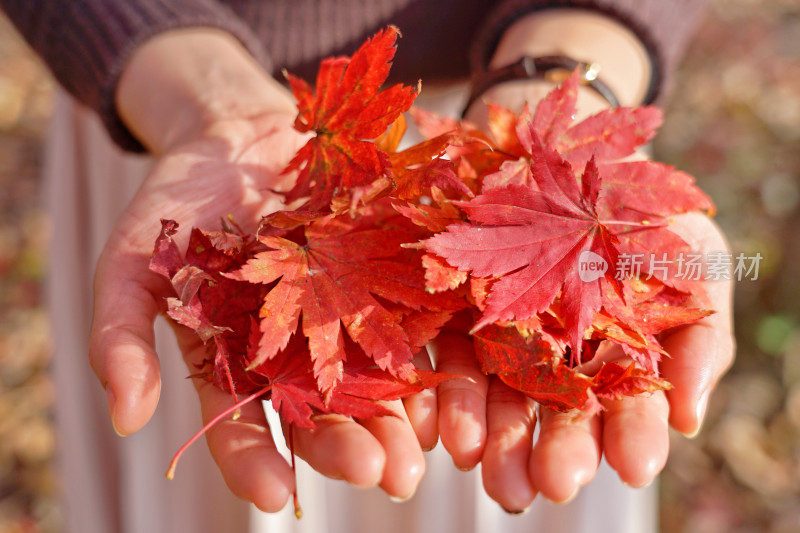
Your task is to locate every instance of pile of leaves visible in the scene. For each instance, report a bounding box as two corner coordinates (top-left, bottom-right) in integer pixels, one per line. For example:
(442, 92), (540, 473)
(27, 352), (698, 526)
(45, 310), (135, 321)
(151, 26), (715, 483)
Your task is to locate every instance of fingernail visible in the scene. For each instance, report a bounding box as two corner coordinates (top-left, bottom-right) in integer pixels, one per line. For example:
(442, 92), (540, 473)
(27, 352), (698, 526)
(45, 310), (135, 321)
(503, 506), (530, 516)
(685, 389), (710, 439)
(421, 441), (438, 452)
(106, 386), (125, 437)
(623, 477), (654, 489)
(456, 464), (475, 472)
(389, 489), (417, 503)
(545, 486), (579, 505)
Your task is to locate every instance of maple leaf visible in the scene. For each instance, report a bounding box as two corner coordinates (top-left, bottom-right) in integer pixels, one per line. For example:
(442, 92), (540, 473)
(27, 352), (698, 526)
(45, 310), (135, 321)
(409, 106), (512, 192)
(596, 160), (715, 219)
(282, 26), (418, 211)
(423, 92), (715, 360)
(591, 362), (672, 401)
(327, 339), (456, 419)
(393, 186), (464, 233)
(150, 220), (265, 397)
(500, 70), (663, 172)
(247, 329), (456, 427)
(456, 70), (662, 200)
(421, 253), (468, 293)
(388, 134), (472, 201)
(473, 324), (599, 414)
(594, 278), (713, 371)
(481, 158), (535, 191)
(227, 201), (462, 396)
(592, 160), (714, 296)
(153, 30), (722, 470)
(245, 327), (325, 429)
(424, 131), (621, 359)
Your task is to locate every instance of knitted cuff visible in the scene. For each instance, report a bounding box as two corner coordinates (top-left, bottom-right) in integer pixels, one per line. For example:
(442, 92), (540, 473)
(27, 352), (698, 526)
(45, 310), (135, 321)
(41, 0), (270, 152)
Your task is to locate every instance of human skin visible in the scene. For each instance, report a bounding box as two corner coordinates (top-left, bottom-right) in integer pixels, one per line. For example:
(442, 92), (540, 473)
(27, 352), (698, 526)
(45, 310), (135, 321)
(89, 10), (734, 513)
(450, 10), (734, 511)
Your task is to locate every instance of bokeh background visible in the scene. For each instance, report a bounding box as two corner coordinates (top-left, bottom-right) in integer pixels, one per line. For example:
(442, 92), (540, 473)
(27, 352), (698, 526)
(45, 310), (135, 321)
(0, 0), (798, 531)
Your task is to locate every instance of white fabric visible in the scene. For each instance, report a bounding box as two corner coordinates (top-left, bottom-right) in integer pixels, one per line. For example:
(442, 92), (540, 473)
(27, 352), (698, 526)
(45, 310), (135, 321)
(44, 87), (656, 533)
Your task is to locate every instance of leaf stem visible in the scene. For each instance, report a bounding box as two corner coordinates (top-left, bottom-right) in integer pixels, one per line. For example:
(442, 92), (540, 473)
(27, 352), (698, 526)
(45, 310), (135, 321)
(166, 384), (272, 480)
(289, 425), (303, 519)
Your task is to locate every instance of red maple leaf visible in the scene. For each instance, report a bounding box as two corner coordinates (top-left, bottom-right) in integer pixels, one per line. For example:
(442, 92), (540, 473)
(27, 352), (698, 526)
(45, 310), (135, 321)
(282, 26), (418, 211)
(150, 220), (264, 396)
(244, 324), (457, 427)
(591, 362), (672, 401)
(593, 278), (712, 371)
(423, 133), (620, 359)
(165, 320), (456, 483)
(499, 70), (663, 172)
(388, 134), (473, 201)
(473, 324), (599, 414)
(226, 201), (462, 396)
(422, 96), (713, 360)
(409, 106), (513, 193)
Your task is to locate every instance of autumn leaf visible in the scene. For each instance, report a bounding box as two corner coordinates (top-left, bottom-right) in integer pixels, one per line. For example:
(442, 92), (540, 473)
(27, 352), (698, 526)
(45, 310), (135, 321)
(473, 324), (599, 414)
(246, 329), (457, 427)
(226, 201), (462, 395)
(246, 328), (325, 429)
(424, 132), (621, 360)
(409, 106), (512, 193)
(282, 26), (419, 211)
(596, 160), (715, 219)
(423, 91), (715, 360)
(388, 134), (472, 201)
(481, 158), (535, 191)
(421, 253), (468, 293)
(150, 220), (264, 396)
(594, 278), (712, 371)
(327, 340), (456, 419)
(393, 186), (464, 233)
(512, 70), (662, 171)
(591, 362), (672, 401)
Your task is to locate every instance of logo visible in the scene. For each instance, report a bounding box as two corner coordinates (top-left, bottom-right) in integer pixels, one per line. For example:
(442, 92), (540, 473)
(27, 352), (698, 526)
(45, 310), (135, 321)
(578, 250), (608, 282)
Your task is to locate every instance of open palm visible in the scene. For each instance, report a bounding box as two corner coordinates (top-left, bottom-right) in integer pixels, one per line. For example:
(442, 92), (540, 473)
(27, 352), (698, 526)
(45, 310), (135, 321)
(88, 111), (428, 510)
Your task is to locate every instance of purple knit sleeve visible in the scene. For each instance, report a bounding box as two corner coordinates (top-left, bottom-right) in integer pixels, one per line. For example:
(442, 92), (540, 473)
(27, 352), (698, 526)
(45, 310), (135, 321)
(0, 0), (270, 152)
(470, 0), (711, 104)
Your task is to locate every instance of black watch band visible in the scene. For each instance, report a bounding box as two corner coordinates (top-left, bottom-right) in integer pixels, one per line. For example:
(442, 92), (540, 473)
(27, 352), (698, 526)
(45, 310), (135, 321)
(462, 55), (621, 118)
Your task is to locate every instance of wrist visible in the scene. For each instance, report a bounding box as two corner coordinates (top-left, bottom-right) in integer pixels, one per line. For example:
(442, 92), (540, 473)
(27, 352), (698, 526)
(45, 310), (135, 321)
(116, 29), (296, 154)
(466, 9), (652, 125)
(491, 9), (652, 106)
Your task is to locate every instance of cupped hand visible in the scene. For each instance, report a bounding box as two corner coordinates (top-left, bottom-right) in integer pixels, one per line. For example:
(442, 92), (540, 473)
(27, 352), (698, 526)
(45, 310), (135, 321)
(87, 111), (428, 510)
(431, 212), (734, 512)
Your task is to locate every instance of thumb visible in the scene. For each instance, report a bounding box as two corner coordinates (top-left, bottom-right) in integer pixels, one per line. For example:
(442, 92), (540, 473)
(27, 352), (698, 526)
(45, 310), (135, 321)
(89, 240), (165, 436)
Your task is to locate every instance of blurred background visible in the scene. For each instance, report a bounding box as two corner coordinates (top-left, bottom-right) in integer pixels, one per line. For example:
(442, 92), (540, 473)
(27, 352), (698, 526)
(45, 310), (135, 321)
(0, 0), (798, 531)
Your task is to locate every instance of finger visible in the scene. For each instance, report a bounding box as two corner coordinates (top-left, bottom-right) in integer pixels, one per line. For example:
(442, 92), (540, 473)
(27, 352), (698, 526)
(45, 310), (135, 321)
(529, 407), (601, 503)
(358, 400), (426, 500)
(89, 246), (166, 436)
(660, 213), (735, 436)
(402, 348), (439, 451)
(197, 380), (295, 513)
(289, 414), (386, 489)
(660, 307), (733, 436)
(602, 391), (670, 488)
(481, 377), (537, 513)
(429, 330), (490, 470)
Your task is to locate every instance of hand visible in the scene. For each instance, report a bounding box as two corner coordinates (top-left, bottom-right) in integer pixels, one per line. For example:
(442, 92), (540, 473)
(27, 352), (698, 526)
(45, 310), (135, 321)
(88, 31), (427, 511)
(429, 201), (734, 514)
(442, 9), (735, 512)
